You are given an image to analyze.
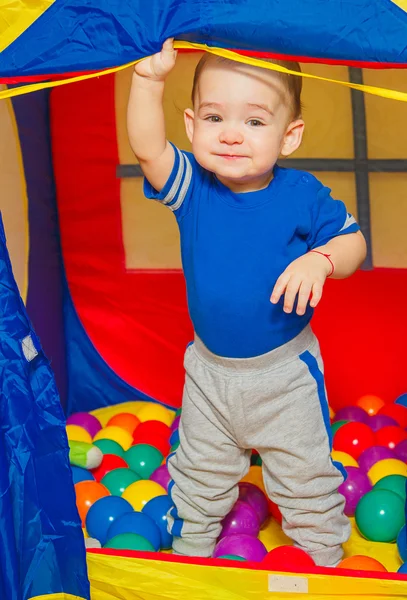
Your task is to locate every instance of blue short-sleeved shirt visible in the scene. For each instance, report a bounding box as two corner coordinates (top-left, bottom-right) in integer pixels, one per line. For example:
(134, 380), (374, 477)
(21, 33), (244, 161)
(144, 145), (360, 358)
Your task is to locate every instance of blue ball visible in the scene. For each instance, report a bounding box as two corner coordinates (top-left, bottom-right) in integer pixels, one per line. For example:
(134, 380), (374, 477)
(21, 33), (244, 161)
(106, 511), (161, 551)
(71, 466), (95, 484)
(395, 393), (407, 408)
(397, 525), (407, 562)
(142, 495), (173, 550)
(169, 429), (179, 447)
(397, 562), (407, 574)
(85, 496), (133, 545)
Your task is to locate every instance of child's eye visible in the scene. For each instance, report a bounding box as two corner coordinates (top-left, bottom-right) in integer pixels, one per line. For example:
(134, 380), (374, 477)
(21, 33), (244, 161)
(205, 115), (222, 123)
(248, 119), (264, 127)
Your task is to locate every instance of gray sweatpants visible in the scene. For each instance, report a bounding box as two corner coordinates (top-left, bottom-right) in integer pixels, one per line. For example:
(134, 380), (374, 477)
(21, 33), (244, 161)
(167, 326), (350, 566)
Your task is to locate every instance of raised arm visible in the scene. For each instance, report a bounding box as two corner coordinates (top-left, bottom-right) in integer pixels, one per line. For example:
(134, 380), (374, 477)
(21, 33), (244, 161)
(127, 38), (177, 192)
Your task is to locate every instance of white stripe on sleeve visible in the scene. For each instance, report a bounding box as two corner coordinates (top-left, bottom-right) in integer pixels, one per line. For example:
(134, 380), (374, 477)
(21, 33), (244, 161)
(339, 213), (357, 232)
(162, 147), (185, 205)
(169, 154), (192, 212)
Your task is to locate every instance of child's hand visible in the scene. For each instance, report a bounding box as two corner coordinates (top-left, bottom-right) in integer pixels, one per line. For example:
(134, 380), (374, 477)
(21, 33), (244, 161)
(134, 38), (177, 81)
(270, 252), (332, 315)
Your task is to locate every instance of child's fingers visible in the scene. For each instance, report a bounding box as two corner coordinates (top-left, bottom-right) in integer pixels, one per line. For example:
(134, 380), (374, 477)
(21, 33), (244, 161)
(309, 281), (324, 308)
(282, 277), (301, 313)
(296, 281), (312, 315)
(270, 273), (290, 304)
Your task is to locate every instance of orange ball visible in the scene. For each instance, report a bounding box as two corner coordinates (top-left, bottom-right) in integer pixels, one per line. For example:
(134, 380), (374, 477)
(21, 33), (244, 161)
(107, 413), (141, 435)
(337, 555), (387, 572)
(356, 395), (385, 416)
(74, 480), (110, 526)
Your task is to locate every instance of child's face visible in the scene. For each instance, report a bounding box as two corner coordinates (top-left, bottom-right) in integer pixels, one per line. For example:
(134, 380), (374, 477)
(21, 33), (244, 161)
(184, 60), (304, 192)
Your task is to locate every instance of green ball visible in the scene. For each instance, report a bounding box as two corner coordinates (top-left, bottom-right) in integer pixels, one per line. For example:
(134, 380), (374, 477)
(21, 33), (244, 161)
(175, 408), (182, 417)
(101, 468), (141, 496)
(93, 439), (124, 457)
(217, 555), (247, 561)
(170, 441), (180, 453)
(355, 489), (405, 542)
(331, 420), (348, 437)
(251, 453), (262, 466)
(374, 475), (407, 501)
(125, 444), (163, 479)
(104, 533), (154, 551)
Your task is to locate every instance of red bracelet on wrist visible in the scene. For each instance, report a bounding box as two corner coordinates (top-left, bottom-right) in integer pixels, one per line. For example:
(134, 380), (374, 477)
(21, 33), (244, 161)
(309, 250), (335, 277)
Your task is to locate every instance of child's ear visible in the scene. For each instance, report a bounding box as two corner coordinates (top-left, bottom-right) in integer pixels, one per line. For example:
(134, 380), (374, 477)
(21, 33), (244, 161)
(280, 119), (305, 157)
(184, 108), (195, 144)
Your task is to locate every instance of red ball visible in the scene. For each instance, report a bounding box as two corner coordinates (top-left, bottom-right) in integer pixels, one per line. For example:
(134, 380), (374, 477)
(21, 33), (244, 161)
(91, 454), (128, 481)
(263, 545), (315, 570)
(333, 422), (375, 460)
(378, 404), (407, 429)
(131, 430), (170, 457)
(268, 499), (283, 525)
(375, 426), (407, 450)
(133, 420), (172, 441)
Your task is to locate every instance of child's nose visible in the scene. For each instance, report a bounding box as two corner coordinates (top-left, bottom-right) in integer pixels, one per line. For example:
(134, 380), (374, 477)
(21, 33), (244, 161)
(219, 128), (244, 145)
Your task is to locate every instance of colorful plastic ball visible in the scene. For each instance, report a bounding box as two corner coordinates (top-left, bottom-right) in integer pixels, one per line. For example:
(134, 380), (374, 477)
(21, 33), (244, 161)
(131, 431), (170, 458)
(101, 468), (141, 496)
(93, 438), (125, 457)
(142, 494), (174, 549)
(91, 454), (128, 481)
(367, 458), (407, 485)
(67, 412), (102, 438)
(397, 525), (407, 562)
(93, 426), (133, 451)
(374, 474), (407, 501)
(170, 441), (180, 453)
(107, 413), (141, 435)
(122, 480), (166, 511)
(66, 424), (92, 444)
(262, 546), (315, 570)
(395, 393), (407, 408)
(338, 467), (372, 516)
(150, 464), (171, 492)
(268, 499), (283, 525)
(330, 451), (358, 468)
(170, 415), (181, 432)
(106, 511), (161, 551)
(337, 555), (387, 572)
(251, 453), (263, 466)
(333, 422), (375, 460)
(333, 406), (368, 424)
(220, 500), (260, 538)
(136, 404), (173, 427)
(169, 429), (179, 447)
(368, 414), (399, 432)
(85, 495), (133, 545)
(135, 420), (172, 441)
(358, 446), (395, 473)
(175, 407), (182, 418)
(217, 555), (247, 561)
(213, 534), (267, 562)
(240, 466), (266, 494)
(356, 395), (385, 416)
(125, 444), (164, 479)
(71, 465), (95, 484)
(378, 404), (407, 428)
(104, 533), (155, 551)
(397, 563), (407, 574)
(331, 420), (348, 437)
(376, 426), (407, 450)
(238, 482), (269, 526)
(355, 489), (405, 542)
(74, 480), (110, 526)
(395, 439), (407, 462)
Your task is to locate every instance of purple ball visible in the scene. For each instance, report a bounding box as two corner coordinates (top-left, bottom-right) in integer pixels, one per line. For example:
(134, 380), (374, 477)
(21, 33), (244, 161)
(395, 439), (407, 462)
(333, 406), (368, 424)
(149, 464), (171, 491)
(213, 534), (267, 562)
(358, 445), (396, 473)
(369, 414), (398, 432)
(338, 466), (372, 516)
(238, 482), (269, 526)
(170, 416), (181, 432)
(220, 501), (260, 539)
(66, 412), (102, 438)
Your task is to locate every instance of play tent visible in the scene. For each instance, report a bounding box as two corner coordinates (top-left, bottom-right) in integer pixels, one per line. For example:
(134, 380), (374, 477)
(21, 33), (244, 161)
(1, 1), (407, 598)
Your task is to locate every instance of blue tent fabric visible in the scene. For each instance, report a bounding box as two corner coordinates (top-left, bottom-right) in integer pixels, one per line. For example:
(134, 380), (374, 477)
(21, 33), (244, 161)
(0, 0), (406, 79)
(0, 214), (89, 599)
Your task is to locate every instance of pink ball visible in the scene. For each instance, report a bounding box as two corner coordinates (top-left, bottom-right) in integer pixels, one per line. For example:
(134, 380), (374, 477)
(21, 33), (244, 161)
(358, 445), (395, 473)
(220, 500), (260, 538)
(213, 534), (267, 562)
(150, 464), (171, 491)
(66, 412), (102, 438)
(170, 415), (181, 432)
(395, 439), (407, 462)
(338, 466), (372, 516)
(369, 414), (398, 432)
(238, 482), (269, 526)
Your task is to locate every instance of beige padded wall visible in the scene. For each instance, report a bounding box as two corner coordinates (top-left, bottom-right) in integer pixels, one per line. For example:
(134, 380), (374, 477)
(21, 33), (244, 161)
(116, 57), (406, 269)
(0, 89), (28, 298)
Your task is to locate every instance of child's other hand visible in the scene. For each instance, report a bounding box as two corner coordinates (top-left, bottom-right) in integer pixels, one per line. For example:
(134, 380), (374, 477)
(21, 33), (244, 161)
(134, 38), (177, 81)
(270, 252), (332, 315)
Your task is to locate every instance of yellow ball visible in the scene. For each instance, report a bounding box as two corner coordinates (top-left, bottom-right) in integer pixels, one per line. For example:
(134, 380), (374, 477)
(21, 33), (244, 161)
(331, 450), (358, 468)
(122, 480), (166, 511)
(367, 458), (407, 485)
(240, 466), (266, 494)
(93, 426), (133, 451)
(136, 403), (174, 427)
(66, 424), (92, 444)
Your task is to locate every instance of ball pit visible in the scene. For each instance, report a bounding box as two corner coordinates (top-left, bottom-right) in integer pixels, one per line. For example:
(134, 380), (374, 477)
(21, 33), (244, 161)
(101, 467), (141, 496)
(355, 489), (405, 542)
(85, 495), (133, 546)
(355, 394), (385, 416)
(93, 425), (133, 451)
